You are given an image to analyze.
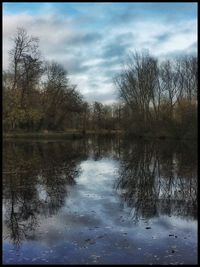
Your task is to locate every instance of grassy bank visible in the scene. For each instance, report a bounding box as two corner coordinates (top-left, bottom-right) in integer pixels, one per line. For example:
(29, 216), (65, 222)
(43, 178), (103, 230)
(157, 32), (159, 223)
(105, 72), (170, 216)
(125, 131), (197, 141)
(3, 130), (124, 140)
(3, 130), (196, 141)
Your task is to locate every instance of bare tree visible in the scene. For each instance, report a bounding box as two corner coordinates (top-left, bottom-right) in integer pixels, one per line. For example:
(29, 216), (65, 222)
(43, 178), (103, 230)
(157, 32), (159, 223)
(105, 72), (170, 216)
(114, 51), (159, 129)
(114, 50), (197, 138)
(8, 27), (42, 108)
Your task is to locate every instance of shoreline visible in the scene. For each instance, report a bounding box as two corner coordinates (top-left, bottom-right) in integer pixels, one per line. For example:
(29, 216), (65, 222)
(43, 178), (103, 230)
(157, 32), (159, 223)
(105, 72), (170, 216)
(3, 130), (124, 140)
(3, 131), (196, 141)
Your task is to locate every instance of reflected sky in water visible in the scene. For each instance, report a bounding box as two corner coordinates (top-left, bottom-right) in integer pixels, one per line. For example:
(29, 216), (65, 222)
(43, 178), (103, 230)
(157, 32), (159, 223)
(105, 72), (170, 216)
(3, 137), (197, 264)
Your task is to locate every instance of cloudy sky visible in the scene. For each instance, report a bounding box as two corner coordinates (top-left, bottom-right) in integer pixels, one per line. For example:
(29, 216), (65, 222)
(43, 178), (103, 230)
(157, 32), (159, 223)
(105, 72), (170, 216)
(3, 2), (197, 104)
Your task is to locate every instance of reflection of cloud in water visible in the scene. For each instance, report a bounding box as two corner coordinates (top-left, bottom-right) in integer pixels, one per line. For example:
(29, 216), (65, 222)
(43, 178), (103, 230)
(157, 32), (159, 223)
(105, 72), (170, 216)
(78, 159), (118, 187)
(152, 215), (197, 232)
(62, 158), (121, 226)
(3, 138), (197, 264)
(37, 184), (47, 201)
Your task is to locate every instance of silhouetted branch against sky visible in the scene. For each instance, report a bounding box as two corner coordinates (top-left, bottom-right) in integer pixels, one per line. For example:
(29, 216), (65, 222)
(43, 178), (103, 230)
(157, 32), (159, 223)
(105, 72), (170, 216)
(3, 2), (197, 104)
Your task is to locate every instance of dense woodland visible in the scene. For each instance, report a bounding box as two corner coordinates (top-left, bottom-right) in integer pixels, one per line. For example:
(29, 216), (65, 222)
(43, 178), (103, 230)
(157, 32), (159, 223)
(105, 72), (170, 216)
(3, 28), (197, 139)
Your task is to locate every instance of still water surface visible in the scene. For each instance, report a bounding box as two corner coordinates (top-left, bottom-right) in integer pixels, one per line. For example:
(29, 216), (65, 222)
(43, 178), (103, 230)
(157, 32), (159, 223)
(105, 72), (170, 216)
(3, 137), (197, 264)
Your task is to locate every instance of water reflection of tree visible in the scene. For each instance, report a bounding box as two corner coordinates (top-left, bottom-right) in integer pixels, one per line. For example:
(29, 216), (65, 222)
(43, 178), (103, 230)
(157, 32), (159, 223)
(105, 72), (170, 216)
(88, 136), (121, 160)
(3, 140), (87, 247)
(116, 140), (197, 222)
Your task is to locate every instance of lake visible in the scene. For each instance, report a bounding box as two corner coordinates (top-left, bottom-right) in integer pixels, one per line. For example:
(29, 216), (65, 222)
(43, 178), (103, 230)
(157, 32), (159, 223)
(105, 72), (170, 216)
(3, 137), (197, 264)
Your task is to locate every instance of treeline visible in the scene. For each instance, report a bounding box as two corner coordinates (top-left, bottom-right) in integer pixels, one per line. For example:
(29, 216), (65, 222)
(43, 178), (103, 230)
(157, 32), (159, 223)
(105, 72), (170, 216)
(3, 28), (121, 133)
(3, 27), (83, 132)
(3, 28), (198, 139)
(114, 51), (197, 139)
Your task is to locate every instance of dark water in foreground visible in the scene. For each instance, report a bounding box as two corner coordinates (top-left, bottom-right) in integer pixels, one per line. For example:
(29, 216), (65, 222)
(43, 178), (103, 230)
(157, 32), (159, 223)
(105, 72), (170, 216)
(3, 137), (197, 264)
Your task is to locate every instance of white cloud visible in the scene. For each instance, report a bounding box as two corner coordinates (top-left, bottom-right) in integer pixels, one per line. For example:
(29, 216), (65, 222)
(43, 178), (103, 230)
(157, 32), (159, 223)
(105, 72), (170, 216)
(3, 6), (197, 104)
